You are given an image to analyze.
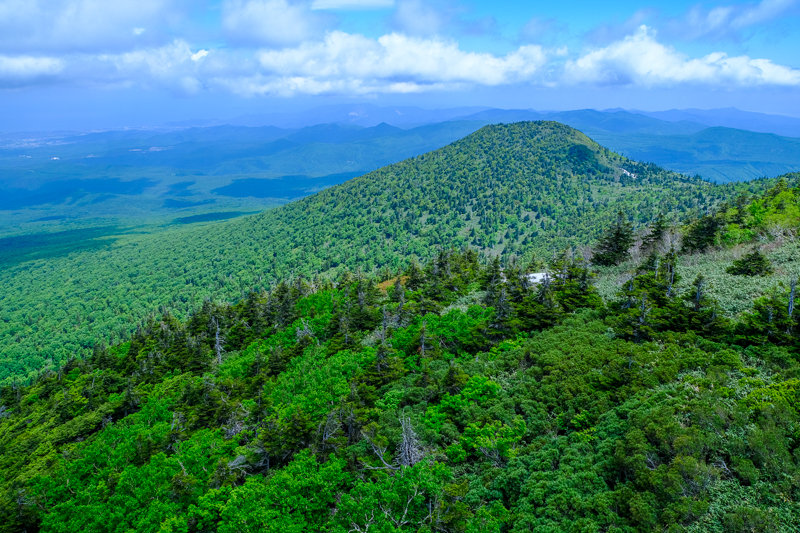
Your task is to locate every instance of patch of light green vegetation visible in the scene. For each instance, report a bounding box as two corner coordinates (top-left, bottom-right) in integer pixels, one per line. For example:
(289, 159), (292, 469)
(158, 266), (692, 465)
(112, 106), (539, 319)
(595, 238), (800, 317)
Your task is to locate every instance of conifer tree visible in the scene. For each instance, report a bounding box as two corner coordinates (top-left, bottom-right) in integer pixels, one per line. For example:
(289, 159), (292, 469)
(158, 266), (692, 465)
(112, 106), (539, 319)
(405, 260), (425, 291)
(482, 256), (504, 305)
(682, 214), (720, 253)
(641, 214), (667, 252)
(726, 249), (773, 276)
(592, 211), (634, 266)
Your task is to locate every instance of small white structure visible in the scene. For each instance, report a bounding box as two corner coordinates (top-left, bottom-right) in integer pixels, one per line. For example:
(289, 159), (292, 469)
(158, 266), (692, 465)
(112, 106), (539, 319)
(525, 272), (548, 285)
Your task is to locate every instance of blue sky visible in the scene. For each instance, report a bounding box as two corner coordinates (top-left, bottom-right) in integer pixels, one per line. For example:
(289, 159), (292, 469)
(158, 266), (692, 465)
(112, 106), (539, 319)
(1, 0), (799, 130)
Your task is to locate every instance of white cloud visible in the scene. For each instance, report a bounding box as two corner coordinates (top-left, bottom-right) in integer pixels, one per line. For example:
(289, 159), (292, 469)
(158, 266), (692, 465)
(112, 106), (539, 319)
(215, 73), (454, 97)
(0, 55), (63, 86)
(565, 25), (800, 87)
(311, 0), (394, 9)
(1, 2), (796, 98)
(0, 0), (180, 53)
(99, 40), (209, 94)
(222, 0), (332, 47)
(247, 31), (547, 96)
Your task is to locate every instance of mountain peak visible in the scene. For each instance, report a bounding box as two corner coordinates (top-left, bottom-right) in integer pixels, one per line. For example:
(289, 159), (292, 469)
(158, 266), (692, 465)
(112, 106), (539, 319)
(253, 121), (711, 271)
(470, 120), (593, 142)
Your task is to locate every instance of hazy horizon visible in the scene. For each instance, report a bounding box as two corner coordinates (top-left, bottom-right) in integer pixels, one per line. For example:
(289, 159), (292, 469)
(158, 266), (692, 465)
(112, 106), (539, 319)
(3, 103), (800, 135)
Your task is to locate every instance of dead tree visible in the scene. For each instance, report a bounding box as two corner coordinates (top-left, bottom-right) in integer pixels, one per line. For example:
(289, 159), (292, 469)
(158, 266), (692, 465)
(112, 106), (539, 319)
(419, 321), (430, 359)
(296, 318), (316, 344)
(789, 277), (797, 334)
(212, 317), (224, 366)
(397, 414), (425, 467)
(362, 415), (426, 471)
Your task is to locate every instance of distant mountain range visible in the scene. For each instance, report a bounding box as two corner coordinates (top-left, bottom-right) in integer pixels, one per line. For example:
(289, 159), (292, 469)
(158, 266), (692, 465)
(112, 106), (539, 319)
(185, 103), (800, 137)
(214, 103), (490, 129)
(1, 106), (799, 237)
(0, 120), (487, 235)
(634, 107), (800, 137)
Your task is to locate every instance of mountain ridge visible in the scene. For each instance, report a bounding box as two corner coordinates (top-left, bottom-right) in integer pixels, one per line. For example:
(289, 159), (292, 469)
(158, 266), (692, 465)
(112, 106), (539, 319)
(4, 108), (800, 240)
(0, 120), (767, 385)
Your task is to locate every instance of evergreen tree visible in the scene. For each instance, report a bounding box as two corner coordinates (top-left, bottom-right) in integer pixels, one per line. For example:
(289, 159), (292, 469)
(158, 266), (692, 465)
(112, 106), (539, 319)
(405, 260), (425, 291)
(682, 214), (720, 253)
(726, 249), (773, 276)
(482, 256), (504, 303)
(740, 281), (799, 345)
(592, 211), (634, 266)
(550, 253), (602, 313)
(641, 213), (667, 252)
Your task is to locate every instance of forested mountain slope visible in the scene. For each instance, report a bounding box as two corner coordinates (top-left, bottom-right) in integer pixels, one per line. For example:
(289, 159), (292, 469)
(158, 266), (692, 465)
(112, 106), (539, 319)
(0, 122), (766, 385)
(462, 110), (800, 182)
(4, 108), (797, 239)
(1, 175), (799, 530)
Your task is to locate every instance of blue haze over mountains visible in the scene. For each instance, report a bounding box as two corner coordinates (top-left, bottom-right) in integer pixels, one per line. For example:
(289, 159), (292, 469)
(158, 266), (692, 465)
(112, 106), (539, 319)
(2, 105), (800, 237)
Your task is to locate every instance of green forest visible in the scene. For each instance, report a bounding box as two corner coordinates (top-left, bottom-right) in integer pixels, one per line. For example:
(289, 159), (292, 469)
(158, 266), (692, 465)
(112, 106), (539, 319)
(1, 166), (799, 531)
(0, 122), (774, 386)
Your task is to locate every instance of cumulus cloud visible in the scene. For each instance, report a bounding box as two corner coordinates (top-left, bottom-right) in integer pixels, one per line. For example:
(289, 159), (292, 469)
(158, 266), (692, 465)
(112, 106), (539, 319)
(6, 25), (795, 97)
(565, 25), (800, 87)
(242, 31), (547, 95)
(100, 40), (210, 94)
(222, 0), (333, 47)
(0, 0), (180, 53)
(1, 1), (797, 98)
(0, 37), (217, 93)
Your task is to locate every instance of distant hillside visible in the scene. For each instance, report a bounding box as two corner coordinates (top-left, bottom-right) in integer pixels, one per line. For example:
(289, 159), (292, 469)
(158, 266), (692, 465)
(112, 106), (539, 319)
(595, 127), (800, 183)
(0, 121), (765, 384)
(3, 108), (800, 238)
(639, 107), (800, 137)
(594, 173), (800, 315)
(0, 120), (486, 235)
(248, 121), (719, 266)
